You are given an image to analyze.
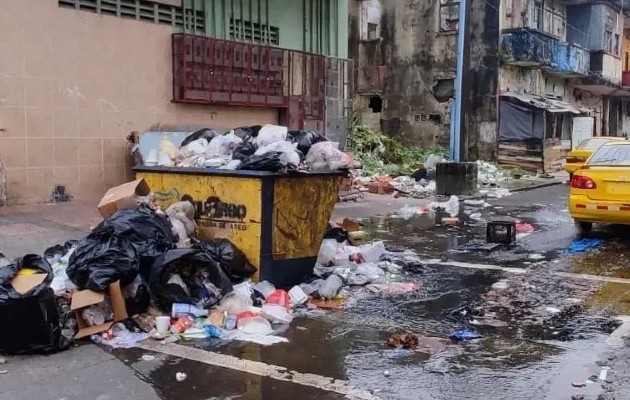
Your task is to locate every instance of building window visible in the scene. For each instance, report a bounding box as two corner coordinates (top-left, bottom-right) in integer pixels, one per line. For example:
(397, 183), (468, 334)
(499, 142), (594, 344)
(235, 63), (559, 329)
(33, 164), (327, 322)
(533, 1), (543, 30)
(440, 0), (460, 32)
(58, 0), (205, 32)
(229, 19), (279, 45)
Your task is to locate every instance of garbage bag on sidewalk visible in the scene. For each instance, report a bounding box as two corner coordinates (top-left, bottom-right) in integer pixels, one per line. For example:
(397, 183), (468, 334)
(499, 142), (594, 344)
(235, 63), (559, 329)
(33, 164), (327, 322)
(0, 255), (70, 354)
(145, 248), (233, 311)
(68, 205), (177, 291)
(194, 239), (257, 282)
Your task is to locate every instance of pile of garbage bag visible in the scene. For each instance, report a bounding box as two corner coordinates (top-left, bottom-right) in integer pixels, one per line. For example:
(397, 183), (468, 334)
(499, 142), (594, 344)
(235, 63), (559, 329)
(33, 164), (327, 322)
(143, 124), (352, 173)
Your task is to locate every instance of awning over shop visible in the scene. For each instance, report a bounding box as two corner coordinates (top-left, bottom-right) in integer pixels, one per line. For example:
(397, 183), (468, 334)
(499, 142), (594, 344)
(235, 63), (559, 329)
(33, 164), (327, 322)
(500, 92), (583, 114)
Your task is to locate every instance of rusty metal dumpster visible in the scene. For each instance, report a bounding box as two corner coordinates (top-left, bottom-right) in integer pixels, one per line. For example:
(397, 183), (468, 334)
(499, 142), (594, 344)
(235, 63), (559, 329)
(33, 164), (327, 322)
(134, 166), (344, 287)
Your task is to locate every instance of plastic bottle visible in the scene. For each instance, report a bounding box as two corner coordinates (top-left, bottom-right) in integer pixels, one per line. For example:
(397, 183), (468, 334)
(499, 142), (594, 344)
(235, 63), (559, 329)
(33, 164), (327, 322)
(170, 315), (194, 334)
(172, 303), (209, 318)
(319, 275), (343, 299)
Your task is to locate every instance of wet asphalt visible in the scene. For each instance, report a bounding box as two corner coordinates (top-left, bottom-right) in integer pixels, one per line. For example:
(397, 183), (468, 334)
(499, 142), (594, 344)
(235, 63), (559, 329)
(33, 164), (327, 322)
(112, 184), (630, 400)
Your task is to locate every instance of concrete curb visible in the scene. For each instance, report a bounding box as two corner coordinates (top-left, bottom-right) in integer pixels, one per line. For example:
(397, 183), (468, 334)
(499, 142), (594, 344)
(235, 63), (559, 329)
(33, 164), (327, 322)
(508, 179), (566, 193)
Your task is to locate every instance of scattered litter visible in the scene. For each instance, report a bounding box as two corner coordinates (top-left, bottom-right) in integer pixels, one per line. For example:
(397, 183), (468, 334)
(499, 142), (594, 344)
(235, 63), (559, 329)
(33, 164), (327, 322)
(141, 354), (156, 361)
(571, 381), (586, 388)
(0, 370), (7, 375)
(450, 329), (482, 341)
(175, 372), (187, 382)
(0, 358), (5, 365)
(528, 254), (545, 260)
(599, 367), (610, 381)
(387, 333), (419, 349)
(568, 238), (604, 253)
(492, 281), (509, 290)
(545, 307), (561, 314)
(383, 370), (391, 377)
(515, 222), (534, 233)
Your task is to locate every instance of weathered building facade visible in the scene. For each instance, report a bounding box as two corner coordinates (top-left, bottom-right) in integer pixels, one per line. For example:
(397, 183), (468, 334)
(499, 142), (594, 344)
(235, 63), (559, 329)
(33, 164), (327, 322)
(0, 0), (350, 204)
(349, 0), (499, 159)
(349, 0), (630, 170)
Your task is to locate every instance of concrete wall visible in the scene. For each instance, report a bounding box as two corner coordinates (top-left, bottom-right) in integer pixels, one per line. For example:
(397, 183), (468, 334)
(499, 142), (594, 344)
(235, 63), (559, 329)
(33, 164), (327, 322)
(0, 0), (277, 205)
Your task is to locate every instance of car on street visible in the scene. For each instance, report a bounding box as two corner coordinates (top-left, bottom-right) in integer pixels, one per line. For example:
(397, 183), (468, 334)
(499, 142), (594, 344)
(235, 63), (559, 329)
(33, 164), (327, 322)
(569, 141), (630, 232)
(565, 136), (626, 178)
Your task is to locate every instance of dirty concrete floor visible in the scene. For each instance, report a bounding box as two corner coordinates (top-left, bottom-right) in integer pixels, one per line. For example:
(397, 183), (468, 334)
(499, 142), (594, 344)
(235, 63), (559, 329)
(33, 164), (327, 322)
(1, 185), (630, 400)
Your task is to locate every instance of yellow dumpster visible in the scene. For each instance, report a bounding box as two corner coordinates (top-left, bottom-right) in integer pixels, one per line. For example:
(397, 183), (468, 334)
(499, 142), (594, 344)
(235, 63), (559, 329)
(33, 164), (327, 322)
(134, 166), (344, 287)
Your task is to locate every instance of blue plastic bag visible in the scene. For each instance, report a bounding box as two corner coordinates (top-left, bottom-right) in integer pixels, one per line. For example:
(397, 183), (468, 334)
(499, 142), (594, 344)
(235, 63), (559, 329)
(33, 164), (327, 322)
(450, 328), (482, 341)
(567, 238), (604, 253)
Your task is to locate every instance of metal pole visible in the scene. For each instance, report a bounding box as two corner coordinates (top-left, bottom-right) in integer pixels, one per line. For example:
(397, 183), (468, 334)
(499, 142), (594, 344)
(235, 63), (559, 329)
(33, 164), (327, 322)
(449, 0), (468, 162)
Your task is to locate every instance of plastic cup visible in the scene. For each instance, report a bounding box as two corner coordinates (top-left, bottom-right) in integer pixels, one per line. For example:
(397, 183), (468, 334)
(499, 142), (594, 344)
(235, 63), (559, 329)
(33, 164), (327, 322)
(156, 316), (171, 335)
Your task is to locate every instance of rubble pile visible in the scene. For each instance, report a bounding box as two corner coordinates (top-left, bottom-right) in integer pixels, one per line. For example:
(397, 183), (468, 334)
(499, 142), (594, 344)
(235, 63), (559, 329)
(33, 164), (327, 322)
(139, 124), (352, 173)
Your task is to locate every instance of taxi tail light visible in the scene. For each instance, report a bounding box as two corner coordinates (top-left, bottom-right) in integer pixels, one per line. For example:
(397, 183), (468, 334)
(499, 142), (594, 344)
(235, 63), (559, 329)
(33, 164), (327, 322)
(571, 175), (597, 189)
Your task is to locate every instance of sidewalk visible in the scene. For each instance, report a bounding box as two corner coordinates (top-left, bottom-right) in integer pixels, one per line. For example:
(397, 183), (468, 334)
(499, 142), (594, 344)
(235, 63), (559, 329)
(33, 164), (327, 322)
(504, 170), (569, 192)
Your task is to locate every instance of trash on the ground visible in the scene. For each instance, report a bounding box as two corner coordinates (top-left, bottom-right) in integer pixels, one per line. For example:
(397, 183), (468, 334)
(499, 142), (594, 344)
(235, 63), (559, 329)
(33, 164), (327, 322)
(0, 370), (7, 375)
(0, 358), (6, 365)
(492, 280), (509, 290)
(545, 306), (561, 314)
(441, 217), (459, 226)
(141, 354), (156, 361)
(97, 179), (152, 219)
(91, 322), (148, 349)
(571, 381), (586, 388)
(383, 370), (391, 377)
(430, 196), (459, 217)
(515, 222), (535, 233)
(175, 372), (188, 382)
(599, 367), (610, 381)
(318, 274), (344, 299)
(387, 333), (419, 349)
(310, 298), (346, 310)
(486, 220), (516, 244)
(288, 285), (308, 305)
(450, 329), (482, 341)
(172, 303), (208, 319)
(71, 282), (128, 339)
(261, 304), (293, 324)
(568, 238), (604, 253)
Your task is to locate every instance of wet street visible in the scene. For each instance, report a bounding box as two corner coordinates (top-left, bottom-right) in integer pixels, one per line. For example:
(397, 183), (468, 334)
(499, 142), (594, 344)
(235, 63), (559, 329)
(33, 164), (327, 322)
(110, 184), (630, 400)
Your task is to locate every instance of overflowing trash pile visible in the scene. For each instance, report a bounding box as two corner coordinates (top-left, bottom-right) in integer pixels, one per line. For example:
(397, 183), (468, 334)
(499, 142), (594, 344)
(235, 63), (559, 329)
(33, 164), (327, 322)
(137, 125), (352, 173)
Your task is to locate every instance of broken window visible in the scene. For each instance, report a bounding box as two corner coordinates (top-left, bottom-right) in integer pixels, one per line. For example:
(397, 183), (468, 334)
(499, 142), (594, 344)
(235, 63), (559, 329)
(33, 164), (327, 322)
(368, 96), (382, 113)
(440, 0), (460, 32)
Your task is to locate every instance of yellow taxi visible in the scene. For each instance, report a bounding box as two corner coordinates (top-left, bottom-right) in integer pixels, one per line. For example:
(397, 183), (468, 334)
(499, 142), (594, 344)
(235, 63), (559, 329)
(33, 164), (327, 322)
(565, 136), (626, 177)
(569, 141), (630, 232)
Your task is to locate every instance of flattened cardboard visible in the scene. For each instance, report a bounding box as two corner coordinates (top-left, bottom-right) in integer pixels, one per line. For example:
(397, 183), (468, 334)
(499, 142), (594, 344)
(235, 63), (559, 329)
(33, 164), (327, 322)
(71, 281), (128, 339)
(97, 179), (151, 219)
(11, 274), (47, 295)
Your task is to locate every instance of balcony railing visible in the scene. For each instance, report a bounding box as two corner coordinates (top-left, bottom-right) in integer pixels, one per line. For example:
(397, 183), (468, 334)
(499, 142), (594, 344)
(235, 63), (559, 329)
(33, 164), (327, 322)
(500, 28), (589, 77)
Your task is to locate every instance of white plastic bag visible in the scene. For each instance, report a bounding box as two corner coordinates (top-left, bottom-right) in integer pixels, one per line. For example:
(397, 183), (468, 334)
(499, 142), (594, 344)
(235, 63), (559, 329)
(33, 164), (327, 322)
(355, 263), (385, 282)
(206, 134), (243, 158)
(360, 241), (386, 263)
(219, 292), (253, 314)
(255, 124), (288, 147)
(317, 239), (342, 265)
(254, 141), (297, 156)
(183, 138), (209, 156)
(304, 141), (352, 169)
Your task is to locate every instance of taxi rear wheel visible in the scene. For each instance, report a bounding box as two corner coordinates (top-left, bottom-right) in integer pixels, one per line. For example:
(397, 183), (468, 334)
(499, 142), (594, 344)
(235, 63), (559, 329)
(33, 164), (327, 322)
(575, 221), (592, 233)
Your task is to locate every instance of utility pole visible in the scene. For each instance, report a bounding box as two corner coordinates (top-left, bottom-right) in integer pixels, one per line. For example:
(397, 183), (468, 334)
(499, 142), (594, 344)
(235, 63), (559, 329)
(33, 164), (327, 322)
(449, 0), (472, 162)
(438, 0), (477, 196)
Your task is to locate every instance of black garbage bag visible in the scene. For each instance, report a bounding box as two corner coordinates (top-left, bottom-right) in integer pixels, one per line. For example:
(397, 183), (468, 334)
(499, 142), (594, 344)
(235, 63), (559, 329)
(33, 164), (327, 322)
(0, 255), (70, 354)
(43, 240), (78, 263)
(181, 128), (218, 147)
(323, 224), (349, 243)
(68, 231), (139, 291)
(68, 205), (177, 291)
(195, 239), (257, 283)
(125, 283), (150, 316)
(287, 130), (327, 155)
(232, 142), (257, 161)
(0, 254), (52, 303)
(230, 125), (262, 141)
(239, 152), (288, 172)
(146, 248), (233, 311)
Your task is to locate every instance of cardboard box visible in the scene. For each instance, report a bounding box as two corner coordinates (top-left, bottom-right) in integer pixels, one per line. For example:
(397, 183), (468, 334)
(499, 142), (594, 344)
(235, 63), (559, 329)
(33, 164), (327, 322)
(335, 217), (363, 233)
(97, 179), (151, 218)
(10, 273), (48, 295)
(71, 281), (128, 339)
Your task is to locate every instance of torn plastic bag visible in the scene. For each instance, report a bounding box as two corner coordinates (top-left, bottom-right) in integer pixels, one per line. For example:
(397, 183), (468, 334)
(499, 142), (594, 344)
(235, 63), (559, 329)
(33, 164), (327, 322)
(0, 255), (70, 354)
(287, 130), (327, 155)
(239, 152), (292, 172)
(44, 240), (78, 264)
(323, 224), (349, 243)
(304, 141), (352, 170)
(232, 142), (257, 161)
(146, 248), (233, 312)
(206, 134), (243, 159)
(181, 128), (218, 147)
(194, 239), (257, 283)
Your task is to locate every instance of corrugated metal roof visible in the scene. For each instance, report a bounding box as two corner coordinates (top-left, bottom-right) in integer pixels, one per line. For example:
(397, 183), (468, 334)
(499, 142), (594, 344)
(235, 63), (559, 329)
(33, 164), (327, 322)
(500, 92), (583, 114)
